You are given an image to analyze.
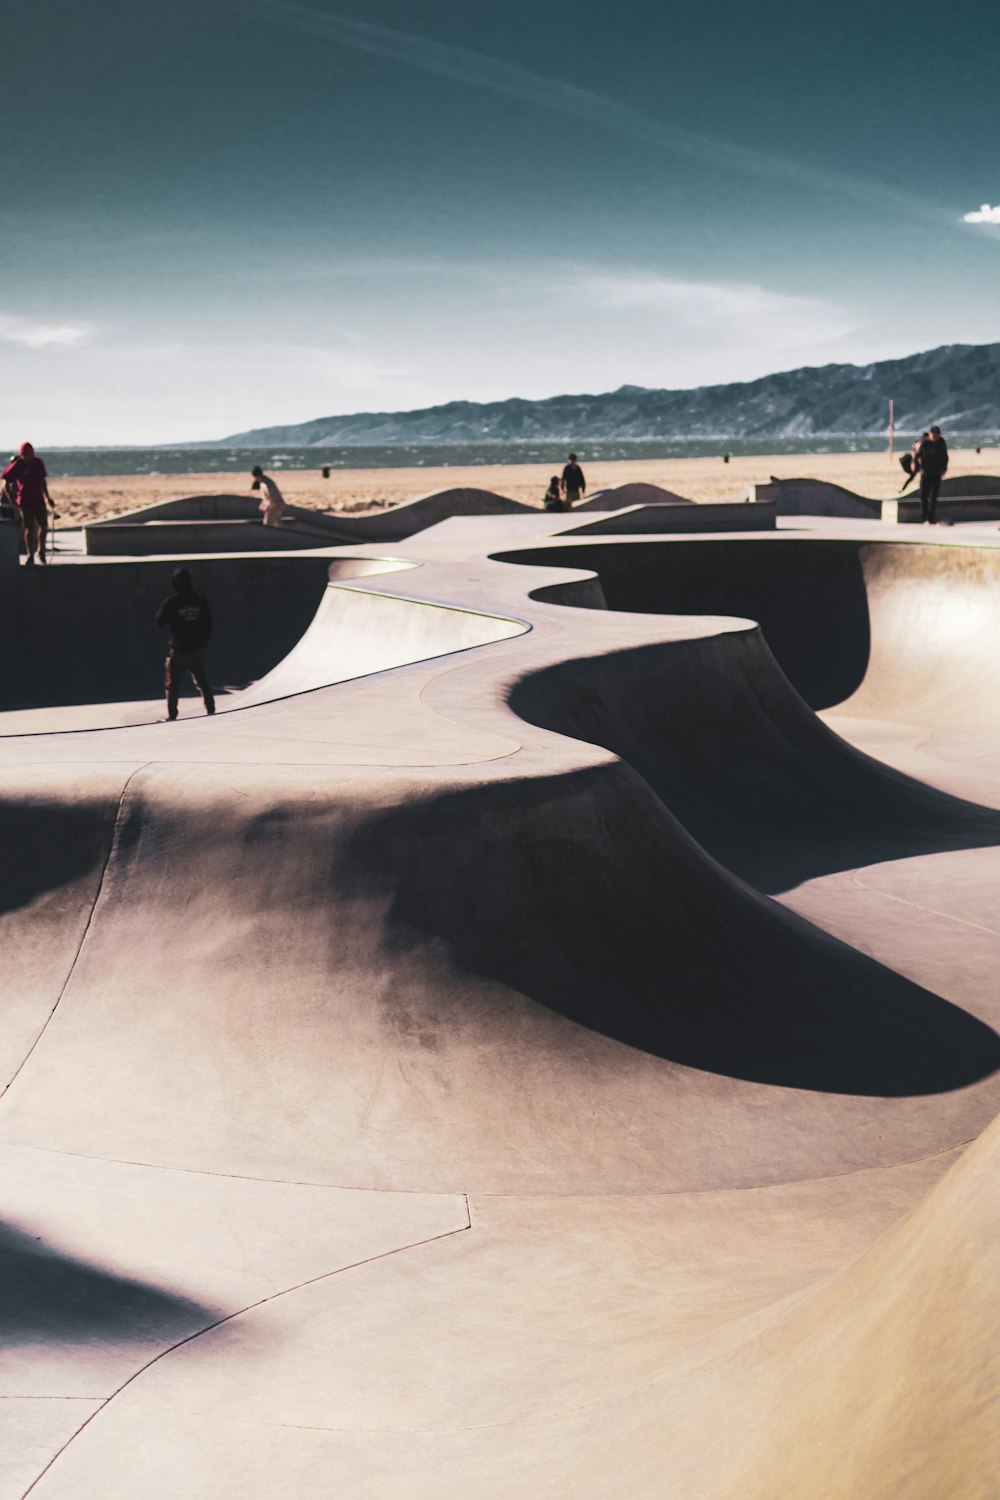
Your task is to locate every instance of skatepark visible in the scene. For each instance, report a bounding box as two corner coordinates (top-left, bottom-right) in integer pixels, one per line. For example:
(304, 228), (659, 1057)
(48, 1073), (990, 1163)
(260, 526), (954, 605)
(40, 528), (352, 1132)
(3, 488), (1000, 1497)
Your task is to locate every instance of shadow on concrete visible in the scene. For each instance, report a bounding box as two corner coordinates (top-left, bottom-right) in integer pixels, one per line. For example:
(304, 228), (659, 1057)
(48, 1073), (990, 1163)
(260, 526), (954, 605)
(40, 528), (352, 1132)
(508, 638), (1000, 895)
(500, 539), (874, 710)
(0, 1219), (214, 1344)
(0, 801), (115, 916)
(344, 764), (1000, 1096)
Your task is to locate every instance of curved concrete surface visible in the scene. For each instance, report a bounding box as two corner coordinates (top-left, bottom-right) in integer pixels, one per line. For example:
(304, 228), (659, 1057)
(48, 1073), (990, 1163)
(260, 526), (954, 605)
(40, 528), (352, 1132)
(327, 486), (535, 541)
(577, 480), (697, 508)
(759, 472), (1000, 524)
(82, 487), (537, 553)
(2, 511), (1000, 1496)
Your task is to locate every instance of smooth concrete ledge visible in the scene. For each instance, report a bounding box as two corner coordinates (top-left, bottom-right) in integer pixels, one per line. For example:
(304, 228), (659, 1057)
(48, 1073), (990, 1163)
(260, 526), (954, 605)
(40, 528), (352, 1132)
(87, 486), (537, 547)
(564, 500), (775, 534)
(756, 474), (1000, 524)
(2, 513), (1000, 1496)
(578, 481), (698, 508)
(83, 518), (352, 554)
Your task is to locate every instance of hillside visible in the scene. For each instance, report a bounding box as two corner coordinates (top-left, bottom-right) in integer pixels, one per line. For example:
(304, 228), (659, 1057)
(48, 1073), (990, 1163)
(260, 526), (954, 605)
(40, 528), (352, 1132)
(218, 342), (1000, 446)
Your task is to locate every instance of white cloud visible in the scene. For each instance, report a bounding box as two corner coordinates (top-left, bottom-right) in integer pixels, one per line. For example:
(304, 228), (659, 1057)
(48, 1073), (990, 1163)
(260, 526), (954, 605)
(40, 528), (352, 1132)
(571, 272), (856, 352)
(0, 314), (93, 348)
(962, 204), (1000, 225)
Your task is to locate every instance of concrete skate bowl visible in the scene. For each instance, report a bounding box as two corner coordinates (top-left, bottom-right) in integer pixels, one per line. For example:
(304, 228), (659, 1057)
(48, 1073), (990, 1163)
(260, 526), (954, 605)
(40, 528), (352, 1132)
(4, 522), (1000, 1495)
(507, 626), (1000, 894)
(498, 534), (1000, 718)
(0, 552), (527, 732)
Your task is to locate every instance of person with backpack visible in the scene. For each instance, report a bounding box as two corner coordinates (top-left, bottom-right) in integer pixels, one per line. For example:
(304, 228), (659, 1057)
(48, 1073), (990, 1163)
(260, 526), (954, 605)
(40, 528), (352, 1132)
(156, 568), (216, 720)
(2, 441), (57, 565)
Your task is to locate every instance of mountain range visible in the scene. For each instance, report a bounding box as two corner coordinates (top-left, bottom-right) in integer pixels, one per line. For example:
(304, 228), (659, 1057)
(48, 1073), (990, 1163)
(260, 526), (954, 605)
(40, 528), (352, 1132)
(218, 342), (1000, 446)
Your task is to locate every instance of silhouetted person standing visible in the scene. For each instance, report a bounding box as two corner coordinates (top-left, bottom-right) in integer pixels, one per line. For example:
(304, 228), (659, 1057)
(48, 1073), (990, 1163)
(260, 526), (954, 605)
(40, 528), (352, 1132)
(3, 441), (56, 565)
(156, 568), (215, 720)
(916, 426), (949, 523)
(561, 452), (586, 507)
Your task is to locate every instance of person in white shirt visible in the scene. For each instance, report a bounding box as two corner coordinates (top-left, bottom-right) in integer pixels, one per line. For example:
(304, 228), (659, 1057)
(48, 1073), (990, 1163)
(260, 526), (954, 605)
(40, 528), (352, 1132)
(250, 465), (289, 527)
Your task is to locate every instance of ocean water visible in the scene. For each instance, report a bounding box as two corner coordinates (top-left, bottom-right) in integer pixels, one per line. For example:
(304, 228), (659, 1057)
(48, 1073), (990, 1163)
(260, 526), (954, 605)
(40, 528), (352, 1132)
(21, 435), (1000, 479)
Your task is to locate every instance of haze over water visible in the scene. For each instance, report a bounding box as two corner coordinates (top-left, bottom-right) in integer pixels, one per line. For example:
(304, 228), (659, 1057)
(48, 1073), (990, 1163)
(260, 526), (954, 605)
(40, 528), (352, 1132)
(27, 437), (1000, 480)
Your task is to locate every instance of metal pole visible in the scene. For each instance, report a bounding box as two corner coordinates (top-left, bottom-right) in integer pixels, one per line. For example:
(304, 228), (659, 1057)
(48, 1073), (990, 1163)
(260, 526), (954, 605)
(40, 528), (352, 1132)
(889, 399), (894, 465)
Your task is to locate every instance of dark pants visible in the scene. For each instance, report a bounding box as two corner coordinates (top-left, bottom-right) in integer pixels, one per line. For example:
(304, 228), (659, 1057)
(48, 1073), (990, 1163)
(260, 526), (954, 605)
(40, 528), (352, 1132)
(920, 472), (942, 522)
(165, 649), (214, 718)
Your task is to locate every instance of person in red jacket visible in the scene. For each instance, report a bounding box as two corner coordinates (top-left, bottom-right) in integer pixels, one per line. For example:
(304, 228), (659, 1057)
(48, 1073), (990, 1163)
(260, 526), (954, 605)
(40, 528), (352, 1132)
(2, 441), (57, 565)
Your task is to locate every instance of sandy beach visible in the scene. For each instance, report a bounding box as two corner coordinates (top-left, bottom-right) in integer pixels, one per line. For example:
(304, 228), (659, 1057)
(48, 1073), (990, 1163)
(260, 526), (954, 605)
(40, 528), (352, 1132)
(42, 447), (1000, 528)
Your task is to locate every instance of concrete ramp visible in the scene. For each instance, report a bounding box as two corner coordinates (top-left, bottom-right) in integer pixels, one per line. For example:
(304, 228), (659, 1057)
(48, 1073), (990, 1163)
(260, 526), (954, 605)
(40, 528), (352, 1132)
(329, 486), (535, 541)
(577, 481), (696, 509)
(564, 500), (774, 534)
(83, 492), (357, 553)
(229, 582), (526, 710)
(755, 475), (885, 518)
(2, 516), (1000, 1497)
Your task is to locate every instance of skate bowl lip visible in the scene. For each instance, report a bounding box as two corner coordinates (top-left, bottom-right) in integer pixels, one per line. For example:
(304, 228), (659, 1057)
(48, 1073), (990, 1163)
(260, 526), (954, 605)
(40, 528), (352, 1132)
(6, 515), (1000, 756)
(0, 560), (533, 739)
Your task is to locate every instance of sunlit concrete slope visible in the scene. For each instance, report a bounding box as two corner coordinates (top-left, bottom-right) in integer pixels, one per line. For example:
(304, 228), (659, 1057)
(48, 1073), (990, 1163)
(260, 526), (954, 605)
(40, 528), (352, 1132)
(328, 486), (535, 540)
(230, 581), (526, 709)
(2, 515), (1000, 1497)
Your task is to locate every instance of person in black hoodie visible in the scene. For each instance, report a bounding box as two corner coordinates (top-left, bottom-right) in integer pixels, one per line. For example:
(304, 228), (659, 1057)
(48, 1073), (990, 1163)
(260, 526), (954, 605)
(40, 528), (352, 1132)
(915, 426), (949, 524)
(156, 567), (216, 720)
(561, 452), (587, 507)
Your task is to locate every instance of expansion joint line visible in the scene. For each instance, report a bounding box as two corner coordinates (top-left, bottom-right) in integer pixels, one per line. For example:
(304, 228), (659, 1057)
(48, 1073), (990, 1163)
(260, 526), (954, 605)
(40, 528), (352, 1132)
(21, 1208), (473, 1498)
(1, 761), (152, 1103)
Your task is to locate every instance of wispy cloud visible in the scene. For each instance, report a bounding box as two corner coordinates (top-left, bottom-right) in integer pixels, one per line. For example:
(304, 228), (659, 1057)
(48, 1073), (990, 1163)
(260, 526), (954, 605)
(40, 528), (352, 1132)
(963, 204), (1000, 225)
(577, 272), (855, 347)
(0, 314), (93, 348)
(245, 0), (945, 224)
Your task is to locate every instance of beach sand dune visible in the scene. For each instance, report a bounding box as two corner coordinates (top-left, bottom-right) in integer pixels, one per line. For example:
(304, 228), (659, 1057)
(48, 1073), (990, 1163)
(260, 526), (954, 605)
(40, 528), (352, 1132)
(42, 448), (1000, 527)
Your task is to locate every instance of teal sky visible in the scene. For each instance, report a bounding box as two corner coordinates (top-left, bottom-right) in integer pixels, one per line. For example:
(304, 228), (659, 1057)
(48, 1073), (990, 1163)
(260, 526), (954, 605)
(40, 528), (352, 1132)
(3, 0), (1000, 442)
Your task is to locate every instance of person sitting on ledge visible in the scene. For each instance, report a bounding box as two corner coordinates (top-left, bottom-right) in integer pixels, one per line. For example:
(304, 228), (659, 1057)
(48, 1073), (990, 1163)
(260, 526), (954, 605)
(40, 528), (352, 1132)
(543, 475), (564, 511)
(156, 567), (216, 721)
(251, 465), (290, 527)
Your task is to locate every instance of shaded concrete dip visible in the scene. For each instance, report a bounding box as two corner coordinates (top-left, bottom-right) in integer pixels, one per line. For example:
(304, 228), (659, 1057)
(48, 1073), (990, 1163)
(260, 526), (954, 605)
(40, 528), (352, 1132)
(0, 491), (999, 1497)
